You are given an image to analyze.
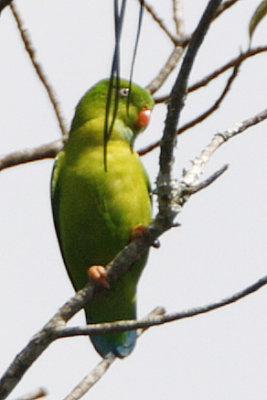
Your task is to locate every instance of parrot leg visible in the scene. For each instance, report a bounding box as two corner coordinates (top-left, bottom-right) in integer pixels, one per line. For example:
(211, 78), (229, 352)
(88, 265), (110, 288)
(130, 224), (160, 248)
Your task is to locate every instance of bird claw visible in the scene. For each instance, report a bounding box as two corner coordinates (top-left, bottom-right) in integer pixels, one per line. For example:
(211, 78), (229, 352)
(88, 265), (110, 288)
(130, 224), (160, 248)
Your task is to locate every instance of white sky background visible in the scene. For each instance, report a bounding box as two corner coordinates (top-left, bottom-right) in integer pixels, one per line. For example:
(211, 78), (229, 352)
(0, 0), (267, 399)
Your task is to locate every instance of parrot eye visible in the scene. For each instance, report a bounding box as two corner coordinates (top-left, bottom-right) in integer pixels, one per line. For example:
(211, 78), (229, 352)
(119, 87), (130, 98)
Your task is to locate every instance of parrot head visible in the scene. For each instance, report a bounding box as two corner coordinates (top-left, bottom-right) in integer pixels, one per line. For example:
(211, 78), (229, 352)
(70, 78), (154, 144)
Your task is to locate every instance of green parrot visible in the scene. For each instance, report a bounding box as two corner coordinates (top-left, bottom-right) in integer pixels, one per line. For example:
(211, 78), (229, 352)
(51, 78), (154, 358)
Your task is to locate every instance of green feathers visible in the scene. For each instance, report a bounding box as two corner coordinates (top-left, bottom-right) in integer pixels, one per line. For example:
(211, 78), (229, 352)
(51, 78), (154, 357)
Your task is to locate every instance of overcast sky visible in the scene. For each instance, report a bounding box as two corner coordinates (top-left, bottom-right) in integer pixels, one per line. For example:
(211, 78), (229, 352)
(0, 1), (267, 399)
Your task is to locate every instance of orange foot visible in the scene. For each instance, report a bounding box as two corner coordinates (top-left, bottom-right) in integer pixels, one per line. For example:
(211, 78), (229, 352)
(87, 265), (110, 288)
(131, 224), (160, 249)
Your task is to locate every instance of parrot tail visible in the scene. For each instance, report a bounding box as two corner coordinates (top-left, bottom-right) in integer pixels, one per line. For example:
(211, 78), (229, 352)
(90, 329), (137, 358)
(84, 256), (148, 358)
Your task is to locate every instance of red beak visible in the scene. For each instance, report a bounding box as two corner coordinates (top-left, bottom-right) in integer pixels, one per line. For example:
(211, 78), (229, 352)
(136, 106), (152, 129)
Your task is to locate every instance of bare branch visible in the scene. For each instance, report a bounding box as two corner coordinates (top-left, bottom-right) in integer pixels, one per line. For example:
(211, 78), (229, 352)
(0, 140), (64, 171)
(9, 2), (67, 137)
(181, 164), (229, 196)
(215, 0), (241, 19)
(63, 356), (115, 400)
(63, 307), (165, 400)
(180, 58), (241, 127)
(146, 47), (185, 94)
(188, 46), (267, 93)
(53, 274), (267, 338)
(158, 0), (223, 198)
(155, 45), (267, 103)
(141, 61), (240, 156)
(139, 0), (178, 45)
(172, 0), (185, 36)
(13, 387), (47, 400)
(181, 110), (267, 187)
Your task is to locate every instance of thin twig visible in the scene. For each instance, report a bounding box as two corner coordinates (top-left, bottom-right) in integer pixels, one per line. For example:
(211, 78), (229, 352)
(184, 61), (240, 127)
(9, 2), (67, 137)
(172, 0), (185, 36)
(63, 356), (115, 400)
(181, 164), (229, 196)
(139, 0), (178, 45)
(155, 45), (267, 103)
(181, 111), (267, 186)
(140, 61), (240, 156)
(63, 307), (165, 400)
(214, 0), (241, 19)
(158, 0), (223, 194)
(146, 47), (185, 94)
(54, 274), (267, 338)
(188, 46), (267, 93)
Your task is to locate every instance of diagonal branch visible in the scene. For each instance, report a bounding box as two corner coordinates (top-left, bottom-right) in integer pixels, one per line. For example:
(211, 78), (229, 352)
(214, 0), (241, 19)
(63, 356), (115, 400)
(146, 46), (185, 94)
(155, 45), (267, 103)
(62, 307), (165, 400)
(188, 46), (267, 93)
(138, 0), (179, 45)
(10, 2), (67, 137)
(54, 274), (267, 338)
(140, 61), (240, 156)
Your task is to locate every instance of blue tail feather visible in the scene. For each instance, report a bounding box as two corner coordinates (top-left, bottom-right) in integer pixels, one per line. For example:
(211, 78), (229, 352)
(91, 329), (136, 358)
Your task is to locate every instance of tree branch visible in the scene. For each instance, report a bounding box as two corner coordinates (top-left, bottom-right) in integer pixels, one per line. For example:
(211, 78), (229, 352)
(188, 46), (267, 93)
(10, 2), (67, 137)
(62, 307), (165, 400)
(13, 387), (47, 400)
(146, 46), (185, 94)
(215, 0), (241, 19)
(172, 0), (185, 36)
(138, 0), (179, 45)
(155, 45), (267, 103)
(63, 356), (115, 400)
(53, 274), (267, 338)
(140, 60), (240, 156)
(0, 140), (64, 171)
(158, 0), (223, 192)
